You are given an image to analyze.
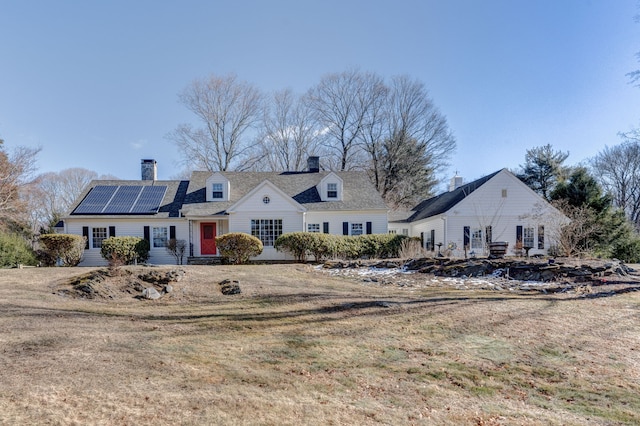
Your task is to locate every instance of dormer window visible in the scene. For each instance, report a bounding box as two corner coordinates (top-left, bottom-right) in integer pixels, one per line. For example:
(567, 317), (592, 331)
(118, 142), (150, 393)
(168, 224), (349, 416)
(212, 183), (223, 199)
(327, 183), (338, 198)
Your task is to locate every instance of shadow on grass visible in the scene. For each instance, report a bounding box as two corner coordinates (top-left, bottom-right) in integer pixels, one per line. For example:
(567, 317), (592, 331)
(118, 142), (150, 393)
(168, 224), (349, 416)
(5, 281), (640, 327)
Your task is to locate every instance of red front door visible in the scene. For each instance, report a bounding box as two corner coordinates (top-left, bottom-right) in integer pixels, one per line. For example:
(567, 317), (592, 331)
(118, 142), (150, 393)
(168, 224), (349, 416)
(200, 223), (217, 255)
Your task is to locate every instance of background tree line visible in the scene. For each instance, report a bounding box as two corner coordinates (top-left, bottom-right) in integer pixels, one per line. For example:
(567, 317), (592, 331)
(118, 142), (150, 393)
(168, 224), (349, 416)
(0, 138), (115, 265)
(167, 69), (457, 209)
(2, 51), (640, 265)
(517, 137), (640, 261)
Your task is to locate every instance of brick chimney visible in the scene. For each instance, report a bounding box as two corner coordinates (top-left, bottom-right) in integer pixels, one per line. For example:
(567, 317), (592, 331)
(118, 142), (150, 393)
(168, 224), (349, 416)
(307, 156), (320, 173)
(141, 159), (157, 180)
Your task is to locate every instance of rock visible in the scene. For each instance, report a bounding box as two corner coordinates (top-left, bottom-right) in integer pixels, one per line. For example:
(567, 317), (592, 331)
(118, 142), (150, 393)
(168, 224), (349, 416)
(219, 279), (241, 295)
(163, 284), (173, 294)
(142, 287), (162, 300)
(139, 269), (186, 285)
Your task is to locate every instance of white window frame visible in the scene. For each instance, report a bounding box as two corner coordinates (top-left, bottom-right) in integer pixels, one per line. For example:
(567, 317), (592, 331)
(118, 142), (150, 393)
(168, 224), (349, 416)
(327, 183), (338, 198)
(251, 219), (283, 247)
(351, 223), (363, 236)
(471, 229), (483, 250)
(523, 227), (535, 248)
(307, 223), (320, 233)
(153, 226), (168, 248)
(212, 183), (223, 199)
(92, 227), (107, 249)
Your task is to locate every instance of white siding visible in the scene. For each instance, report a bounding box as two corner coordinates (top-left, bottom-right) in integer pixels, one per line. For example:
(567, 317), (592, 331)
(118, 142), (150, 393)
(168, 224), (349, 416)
(65, 218), (188, 266)
(229, 186), (304, 260)
(407, 170), (567, 257)
(229, 211), (303, 260)
(411, 216), (445, 254)
(305, 211), (388, 235)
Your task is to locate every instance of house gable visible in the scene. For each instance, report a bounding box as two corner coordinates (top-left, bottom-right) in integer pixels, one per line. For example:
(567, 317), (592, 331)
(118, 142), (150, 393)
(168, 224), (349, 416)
(205, 172), (230, 202)
(227, 180), (307, 213)
(449, 169), (560, 220)
(317, 172), (344, 202)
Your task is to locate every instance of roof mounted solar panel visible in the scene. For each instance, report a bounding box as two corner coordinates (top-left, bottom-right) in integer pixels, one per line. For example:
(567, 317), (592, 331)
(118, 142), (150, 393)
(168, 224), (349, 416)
(130, 185), (167, 213)
(102, 185), (144, 214)
(72, 186), (118, 214)
(72, 184), (167, 215)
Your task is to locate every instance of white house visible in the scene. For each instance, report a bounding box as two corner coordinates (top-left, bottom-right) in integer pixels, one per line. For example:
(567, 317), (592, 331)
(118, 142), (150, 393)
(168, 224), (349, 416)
(388, 169), (568, 257)
(63, 158), (389, 266)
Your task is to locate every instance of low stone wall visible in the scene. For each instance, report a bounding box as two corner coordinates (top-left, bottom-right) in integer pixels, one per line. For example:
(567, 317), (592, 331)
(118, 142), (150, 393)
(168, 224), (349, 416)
(404, 257), (631, 282)
(322, 257), (633, 283)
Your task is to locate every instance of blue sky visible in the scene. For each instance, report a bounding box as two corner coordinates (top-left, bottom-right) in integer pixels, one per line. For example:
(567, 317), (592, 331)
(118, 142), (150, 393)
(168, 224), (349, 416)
(1, 0), (638, 186)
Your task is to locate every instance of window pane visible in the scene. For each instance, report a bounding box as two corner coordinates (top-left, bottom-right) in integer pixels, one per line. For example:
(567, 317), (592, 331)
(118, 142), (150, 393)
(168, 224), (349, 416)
(523, 227), (534, 248)
(212, 183), (223, 198)
(538, 225), (545, 249)
(471, 229), (483, 249)
(307, 223), (320, 233)
(250, 219), (283, 247)
(92, 227), (107, 249)
(327, 183), (337, 198)
(153, 227), (168, 248)
(351, 223), (363, 236)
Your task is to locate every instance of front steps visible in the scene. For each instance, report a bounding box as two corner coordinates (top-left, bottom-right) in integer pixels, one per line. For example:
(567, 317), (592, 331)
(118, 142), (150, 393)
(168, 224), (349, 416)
(187, 257), (223, 266)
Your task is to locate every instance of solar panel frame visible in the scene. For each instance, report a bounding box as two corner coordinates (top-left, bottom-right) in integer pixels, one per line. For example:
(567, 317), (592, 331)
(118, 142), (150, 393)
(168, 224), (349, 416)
(102, 186), (144, 214)
(130, 185), (167, 214)
(72, 186), (118, 214)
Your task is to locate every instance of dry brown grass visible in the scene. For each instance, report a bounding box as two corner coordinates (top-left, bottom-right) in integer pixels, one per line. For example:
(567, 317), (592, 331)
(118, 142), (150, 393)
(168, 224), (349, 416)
(1, 264), (639, 425)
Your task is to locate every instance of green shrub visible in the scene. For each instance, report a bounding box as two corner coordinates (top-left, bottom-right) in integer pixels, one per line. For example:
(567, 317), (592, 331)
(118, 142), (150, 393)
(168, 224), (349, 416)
(609, 237), (640, 263)
(0, 232), (37, 267)
(39, 234), (86, 266)
(100, 236), (150, 265)
(275, 232), (410, 262)
(274, 232), (313, 262)
(215, 232), (263, 264)
(275, 232), (345, 262)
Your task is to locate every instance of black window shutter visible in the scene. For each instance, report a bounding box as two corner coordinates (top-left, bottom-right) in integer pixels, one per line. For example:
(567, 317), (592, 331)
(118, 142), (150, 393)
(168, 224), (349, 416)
(108, 226), (116, 238)
(342, 222), (349, 235)
(538, 225), (545, 249)
(485, 225), (492, 244)
(430, 230), (435, 251)
(463, 226), (470, 248)
(82, 226), (89, 249)
(420, 232), (424, 247)
(143, 226), (150, 242)
(170, 225), (176, 240)
(323, 222), (329, 234)
(366, 222), (372, 235)
(516, 225), (523, 244)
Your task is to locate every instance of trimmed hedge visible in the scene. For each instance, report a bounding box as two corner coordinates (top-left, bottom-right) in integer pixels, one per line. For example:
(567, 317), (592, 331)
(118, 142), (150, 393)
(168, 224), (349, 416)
(215, 232), (263, 264)
(274, 232), (409, 262)
(100, 236), (150, 265)
(39, 233), (86, 266)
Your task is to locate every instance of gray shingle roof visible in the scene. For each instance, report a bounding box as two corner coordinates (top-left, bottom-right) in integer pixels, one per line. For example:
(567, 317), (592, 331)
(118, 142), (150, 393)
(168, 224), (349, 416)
(181, 171), (387, 216)
(67, 170), (387, 219)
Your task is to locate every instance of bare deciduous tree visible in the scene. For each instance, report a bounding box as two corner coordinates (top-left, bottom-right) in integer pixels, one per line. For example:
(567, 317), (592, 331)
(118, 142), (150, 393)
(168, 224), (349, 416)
(28, 168), (103, 233)
(257, 89), (320, 171)
(375, 76), (456, 208)
(0, 141), (40, 224)
(592, 135), (640, 226)
(169, 74), (263, 172)
(307, 69), (387, 171)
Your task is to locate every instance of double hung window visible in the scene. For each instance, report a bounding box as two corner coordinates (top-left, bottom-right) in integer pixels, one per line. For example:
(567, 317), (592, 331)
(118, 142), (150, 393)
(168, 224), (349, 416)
(92, 227), (107, 248)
